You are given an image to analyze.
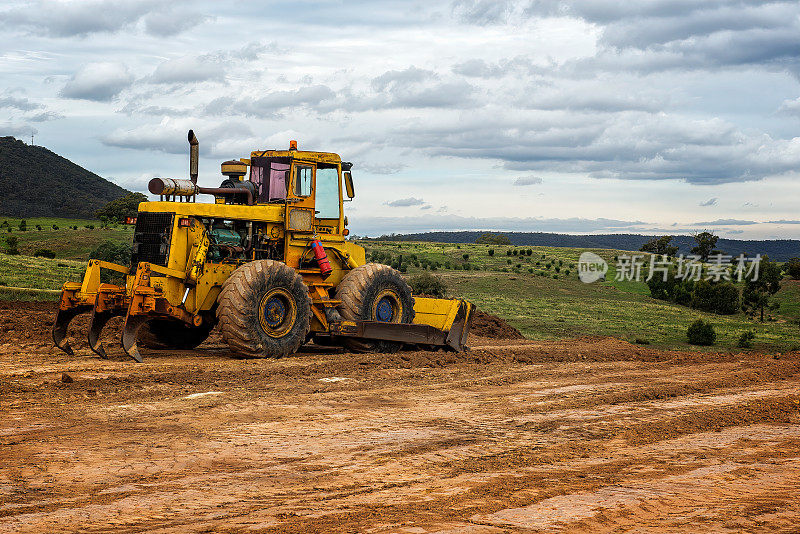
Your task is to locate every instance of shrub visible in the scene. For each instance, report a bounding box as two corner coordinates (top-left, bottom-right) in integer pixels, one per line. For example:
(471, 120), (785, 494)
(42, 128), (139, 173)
(86, 225), (95, 230)
(527, 249), (532, 256)
(36, 225), (42, 231)
(687, 319), (716, 346)
(737, 331), (755, 349)
(786, 258), (800, 280)
(462, 253), (469, 260)
(488, 249), (494, 256)
(506, 250), (512, 256)
(52, 224), (58, 230)
(691, 280), (739, 315)
(409, 272), (446, 297)
(89, 241), (131, 265)
(4, 236), (19, 255)
(34, 249), (56, 258)
(18, 219), (26, 231)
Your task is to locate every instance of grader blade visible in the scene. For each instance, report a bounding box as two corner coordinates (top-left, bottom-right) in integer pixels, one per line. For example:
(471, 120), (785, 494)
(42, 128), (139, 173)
(87, 308), (122, 359)
(122, 315), (149, 363)
(53, 305), (93, 355)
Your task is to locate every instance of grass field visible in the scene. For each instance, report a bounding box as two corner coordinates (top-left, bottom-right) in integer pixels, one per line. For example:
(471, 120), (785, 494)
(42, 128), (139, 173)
(360, 240), (800, 353)
(0, 221), (796, 352)
(0, 216), (133, 259)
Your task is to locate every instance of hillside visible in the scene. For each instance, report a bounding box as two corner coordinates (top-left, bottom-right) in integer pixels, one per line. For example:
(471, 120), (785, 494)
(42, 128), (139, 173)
(0, 136), (129, 218)
(375, 231), (800, 261)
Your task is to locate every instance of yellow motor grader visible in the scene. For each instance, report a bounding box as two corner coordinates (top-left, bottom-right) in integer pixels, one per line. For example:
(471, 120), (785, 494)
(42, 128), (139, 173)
(53, 131), (473, 362)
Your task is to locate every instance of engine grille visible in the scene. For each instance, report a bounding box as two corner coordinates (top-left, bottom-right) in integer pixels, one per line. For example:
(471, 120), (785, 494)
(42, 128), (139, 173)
(131, 212), (174, 270)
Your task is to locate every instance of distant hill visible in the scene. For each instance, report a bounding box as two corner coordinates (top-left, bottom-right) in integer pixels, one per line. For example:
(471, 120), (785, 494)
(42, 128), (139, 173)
(374, 231), (800, 262)
(0, 136), (129, 219)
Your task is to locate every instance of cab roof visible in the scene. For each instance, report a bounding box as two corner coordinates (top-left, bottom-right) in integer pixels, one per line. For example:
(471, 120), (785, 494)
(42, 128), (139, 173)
(249, 149), (341, 165)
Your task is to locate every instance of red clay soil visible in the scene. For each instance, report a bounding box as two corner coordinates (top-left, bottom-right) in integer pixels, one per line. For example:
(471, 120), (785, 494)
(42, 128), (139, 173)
(1, 301), (799, 533)
(469, 308), (525, 339)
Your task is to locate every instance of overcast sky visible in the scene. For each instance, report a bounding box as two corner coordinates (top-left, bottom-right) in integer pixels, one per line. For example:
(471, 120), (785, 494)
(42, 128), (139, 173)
(2, 0), (800, 239)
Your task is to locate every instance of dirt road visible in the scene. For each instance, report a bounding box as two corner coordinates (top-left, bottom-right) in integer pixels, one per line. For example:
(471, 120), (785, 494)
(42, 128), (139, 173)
(1, 302), (800, 532)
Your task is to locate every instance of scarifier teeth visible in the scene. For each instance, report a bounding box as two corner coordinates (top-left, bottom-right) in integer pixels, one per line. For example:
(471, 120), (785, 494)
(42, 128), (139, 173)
(52, 305), (93, 356)
(88, 309), (121, 359)
(122, 316), (148, 363)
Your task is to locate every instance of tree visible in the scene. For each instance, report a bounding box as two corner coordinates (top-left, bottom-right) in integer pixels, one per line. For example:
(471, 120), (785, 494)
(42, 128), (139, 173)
(476, 232), (511, 245)
(18, 219), (26, 232)
(96, 192), (148, 221)
(742, 255), (782, 321)
(691, 231), (722, 262)
(5, 236), (19, 255)
(640, 235), (678, 257)
(785, 257), (800, 280)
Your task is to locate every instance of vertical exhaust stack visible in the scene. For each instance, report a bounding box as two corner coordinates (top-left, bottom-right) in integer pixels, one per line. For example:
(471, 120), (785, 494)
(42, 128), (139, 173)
(188, 129), (199, 183)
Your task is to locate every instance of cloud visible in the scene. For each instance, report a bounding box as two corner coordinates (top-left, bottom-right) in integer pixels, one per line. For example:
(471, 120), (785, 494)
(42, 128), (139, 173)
(699, 198), (718, 206)
(101, 119), (254, 155)
(779, 97), (800, 116)
(513, 175), (543, 186)
(2, 0), (159, 37)
(60, 62), (134, 101)
(148, 55), (222, 85)
(383, 111), (800, 184)
(0, 123), (38, 138)
(350, 214), (646, 236)
(452, 0), (515, 25)
(384, 197), (426, 207)
(203, 85), (336, 117)
(143, 10), (209, 37)
(691, 219), (758, 226)
(768, 219), (800, 224)
(0, 95), (42, 112)
(726, 229), (744, 235)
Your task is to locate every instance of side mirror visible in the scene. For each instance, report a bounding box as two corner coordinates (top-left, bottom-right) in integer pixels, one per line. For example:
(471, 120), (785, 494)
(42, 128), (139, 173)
(344, 171), (355, 199)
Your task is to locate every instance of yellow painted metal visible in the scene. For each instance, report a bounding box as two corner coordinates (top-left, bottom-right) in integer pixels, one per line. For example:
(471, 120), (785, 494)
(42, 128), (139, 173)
(58, 140), (473, 352)
(412, 297), (467, 331)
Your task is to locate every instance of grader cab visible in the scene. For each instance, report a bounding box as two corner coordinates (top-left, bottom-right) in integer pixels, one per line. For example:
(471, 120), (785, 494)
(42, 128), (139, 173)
(53, 131), (473, 362)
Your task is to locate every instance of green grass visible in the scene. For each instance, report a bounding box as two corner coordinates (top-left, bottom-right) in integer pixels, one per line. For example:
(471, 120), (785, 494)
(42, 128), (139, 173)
(0, 253), (85, 290)
(0, 217), (133, 259)
(0, 227), (796, 353)
(361, 240), (800, 353)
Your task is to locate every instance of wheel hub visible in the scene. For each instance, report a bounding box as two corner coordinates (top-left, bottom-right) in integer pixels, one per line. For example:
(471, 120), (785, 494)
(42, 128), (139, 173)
(258, 288), (297, 338)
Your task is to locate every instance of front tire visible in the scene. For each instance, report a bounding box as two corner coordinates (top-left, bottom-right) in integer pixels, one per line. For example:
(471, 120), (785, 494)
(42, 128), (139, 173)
(217, 260), (311, 358)
(335, 263), (415, 353)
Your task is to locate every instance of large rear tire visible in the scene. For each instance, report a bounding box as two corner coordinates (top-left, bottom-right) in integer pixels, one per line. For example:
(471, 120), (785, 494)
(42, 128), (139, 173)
(335, 263), (415, 353)
(138, 318), (214, 350)
(216, 260), (311, 358)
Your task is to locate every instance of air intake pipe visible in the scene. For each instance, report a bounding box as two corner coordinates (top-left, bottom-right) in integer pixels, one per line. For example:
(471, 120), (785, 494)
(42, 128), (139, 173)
(148, 178), (255, 205)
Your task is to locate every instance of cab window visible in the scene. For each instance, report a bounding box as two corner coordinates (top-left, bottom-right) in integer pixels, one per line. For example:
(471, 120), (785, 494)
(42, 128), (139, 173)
(295, 165), (313, 197)
(316, 167), (340, 219)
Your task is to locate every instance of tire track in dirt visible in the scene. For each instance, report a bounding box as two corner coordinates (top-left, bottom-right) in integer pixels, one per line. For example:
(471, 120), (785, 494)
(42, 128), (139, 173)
(1, 302), (800, 533)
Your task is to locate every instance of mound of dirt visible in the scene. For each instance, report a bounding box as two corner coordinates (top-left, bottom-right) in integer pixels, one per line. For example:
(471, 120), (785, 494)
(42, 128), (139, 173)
(470, 309), (524, 339)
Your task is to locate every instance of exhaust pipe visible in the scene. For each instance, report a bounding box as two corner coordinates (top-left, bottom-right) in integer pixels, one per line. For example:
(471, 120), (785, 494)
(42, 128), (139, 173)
(188, 129), (198, 183)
